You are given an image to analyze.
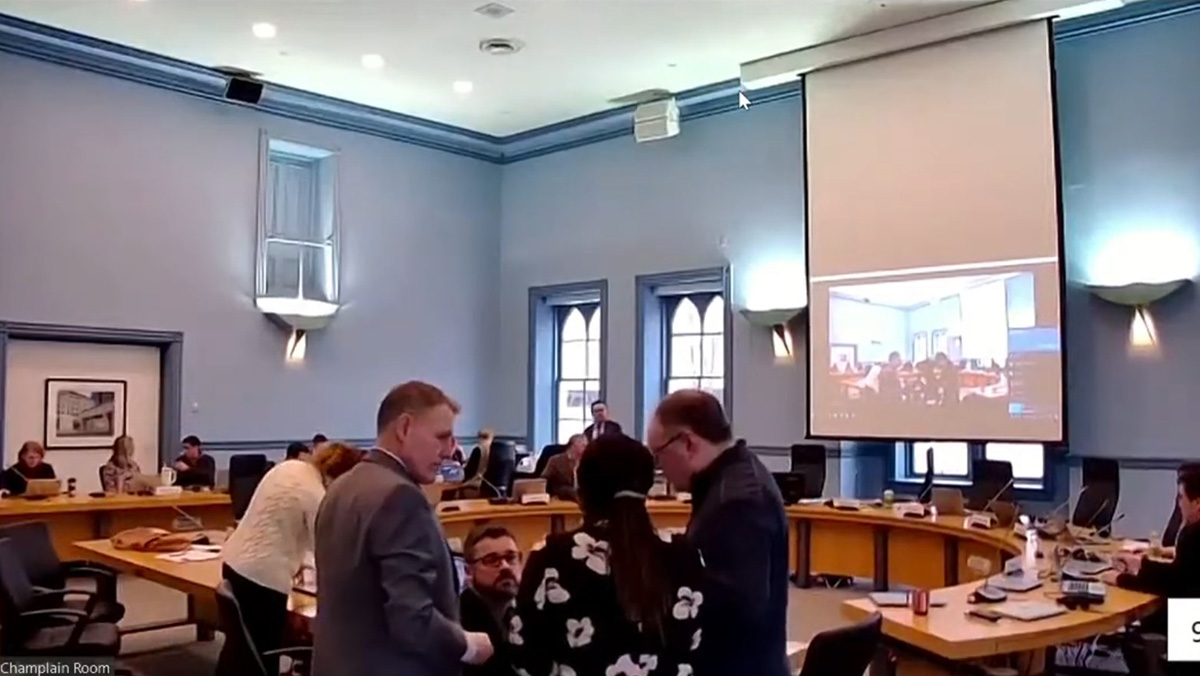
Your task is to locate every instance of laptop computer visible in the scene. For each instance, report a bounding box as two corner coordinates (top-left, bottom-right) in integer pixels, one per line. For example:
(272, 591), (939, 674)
(24, 479), (61, 498)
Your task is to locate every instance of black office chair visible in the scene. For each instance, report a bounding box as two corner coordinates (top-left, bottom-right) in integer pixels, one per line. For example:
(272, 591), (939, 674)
(214, 580), (311, 676)
(1072, 457), (1120, 530)
(0, 538), (121, 659)
(482, 441), (517, 498)
(533, 444), (566, 477)
(0, 522), (123, 623)
(1164, 504), (1183, 549)
(966, 459), (1014, 511)
(229, 454), (271, 521)
(772, 473), (806, 506)
(790, 443), (827, 499)
(917, 447), (934, 503)
(798, 611), (883, 676)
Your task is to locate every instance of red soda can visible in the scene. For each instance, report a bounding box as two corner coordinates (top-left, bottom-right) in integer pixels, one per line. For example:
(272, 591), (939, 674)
(910, 589), (930, 615)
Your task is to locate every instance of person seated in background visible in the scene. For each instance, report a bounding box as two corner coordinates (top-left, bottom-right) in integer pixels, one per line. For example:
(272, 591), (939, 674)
(541, 434), (586, 502)
(1, 441), (56, 496)
(100, 435), (142, 494)
(173, 435), (215, 488)
(511, 434), (704, 676)
(218, 442), (363, 676)
(460, 525), (523, 676)
(286, 442), (312, 461)
(1103, 467), (1200, 674)
(464, 428), (496, 481)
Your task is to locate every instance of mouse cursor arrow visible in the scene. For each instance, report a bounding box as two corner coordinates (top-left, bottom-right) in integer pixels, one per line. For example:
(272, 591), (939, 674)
(738, 92), (751, 109)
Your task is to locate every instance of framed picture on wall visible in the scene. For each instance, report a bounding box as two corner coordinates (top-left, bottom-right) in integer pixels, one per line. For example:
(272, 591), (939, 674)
(43, 378), (128, 450)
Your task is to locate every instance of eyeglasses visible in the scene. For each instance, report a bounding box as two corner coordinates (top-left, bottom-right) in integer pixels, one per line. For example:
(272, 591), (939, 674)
(470, 551), (521, 568)
(652, 432), (686, 455)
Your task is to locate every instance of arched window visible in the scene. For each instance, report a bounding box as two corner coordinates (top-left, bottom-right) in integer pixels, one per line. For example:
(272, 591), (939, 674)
(665, 293), (724, 402)
(556, 304), (601, 443)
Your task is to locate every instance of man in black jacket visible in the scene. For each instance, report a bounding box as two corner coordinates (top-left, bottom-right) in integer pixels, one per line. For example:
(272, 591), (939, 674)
(460, 525), (523, 676)
(648, 390), (789, 676)
(1104, 467), (1200, 674)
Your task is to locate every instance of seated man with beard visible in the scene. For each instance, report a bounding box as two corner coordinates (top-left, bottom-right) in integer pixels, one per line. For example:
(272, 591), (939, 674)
(461, 525), (523, 676)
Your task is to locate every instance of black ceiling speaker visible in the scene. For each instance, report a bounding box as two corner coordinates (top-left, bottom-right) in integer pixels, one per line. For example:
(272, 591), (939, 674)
(224, 76), (264, 105)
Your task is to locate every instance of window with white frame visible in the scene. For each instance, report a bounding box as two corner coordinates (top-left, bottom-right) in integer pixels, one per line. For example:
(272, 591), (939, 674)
(664, 294), (725, 401)
(555, 304), (602, 443)
(909, 441), (970, 479)
(984, 442), (1045, 486)
(899, 441), (1046, 489)
(257, 136), (339, 308)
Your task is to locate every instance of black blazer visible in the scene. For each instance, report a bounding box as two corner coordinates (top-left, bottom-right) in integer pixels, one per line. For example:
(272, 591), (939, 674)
(460, 587), (517, 676)
(174, 453), (216, 487)
(0, 463), (56, 495)
(583, 420), (622, 441)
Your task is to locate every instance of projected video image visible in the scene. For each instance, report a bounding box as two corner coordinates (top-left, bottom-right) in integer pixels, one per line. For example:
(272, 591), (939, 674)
(820, 269), (1061, 435)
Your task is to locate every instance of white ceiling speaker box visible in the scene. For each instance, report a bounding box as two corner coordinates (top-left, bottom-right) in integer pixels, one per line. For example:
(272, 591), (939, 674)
(634, 97), (680, 143)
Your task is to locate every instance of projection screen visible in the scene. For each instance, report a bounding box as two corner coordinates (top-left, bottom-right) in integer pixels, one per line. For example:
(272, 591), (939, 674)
(806, 20), (1064, 442)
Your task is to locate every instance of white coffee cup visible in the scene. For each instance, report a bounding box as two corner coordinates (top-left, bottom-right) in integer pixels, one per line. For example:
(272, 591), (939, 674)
(160, 466), (177, 486)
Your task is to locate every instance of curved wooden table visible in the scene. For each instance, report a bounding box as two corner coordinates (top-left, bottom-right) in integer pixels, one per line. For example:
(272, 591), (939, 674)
(0, 491), (234, 558)
(72, 498), (1160, 670)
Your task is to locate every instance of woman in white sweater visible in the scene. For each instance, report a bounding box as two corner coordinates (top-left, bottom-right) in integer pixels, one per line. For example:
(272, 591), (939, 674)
(218, 442), (362, 675)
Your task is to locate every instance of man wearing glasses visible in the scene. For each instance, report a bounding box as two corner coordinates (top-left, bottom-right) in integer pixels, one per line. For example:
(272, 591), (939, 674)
(647, 389), (789, 676)
(460, 525), (524, 676)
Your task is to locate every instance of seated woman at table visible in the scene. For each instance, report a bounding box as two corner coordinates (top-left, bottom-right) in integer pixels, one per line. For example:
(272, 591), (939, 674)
(510, 434), (705, 676)
(100, 435), (142, 494)
(217, 441), (363, 676)
(0, 441), (56, 496)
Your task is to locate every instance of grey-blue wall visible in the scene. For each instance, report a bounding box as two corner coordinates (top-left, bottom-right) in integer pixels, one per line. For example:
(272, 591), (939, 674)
(0, 53), (501, 441)
(498, 99), (808, 446)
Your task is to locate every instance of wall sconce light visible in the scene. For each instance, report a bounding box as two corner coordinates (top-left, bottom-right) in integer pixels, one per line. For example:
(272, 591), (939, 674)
(286, 329), (308, 363)
(1086, 280), (1190, 354)
(771, 325), (795, 361)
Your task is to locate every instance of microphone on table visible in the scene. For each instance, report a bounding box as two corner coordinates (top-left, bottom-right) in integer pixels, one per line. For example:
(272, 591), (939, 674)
(1082, 499), (1111, 530)
(171, 505), (203, 531)
(916, 479), (935, 505)
(1096, 513), (1125, 539)
(980, 476), (1016, 516)
(1048, 484), (1090, 521)
(480, 476), (508, 502)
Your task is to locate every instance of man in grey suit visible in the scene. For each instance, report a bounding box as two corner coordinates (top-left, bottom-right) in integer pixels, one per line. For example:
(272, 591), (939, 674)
(313, 381), (494, 676)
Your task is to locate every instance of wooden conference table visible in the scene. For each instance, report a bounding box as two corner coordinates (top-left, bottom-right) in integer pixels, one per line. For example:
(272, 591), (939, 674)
(72, 498), (1159, 673)
(0, 491), (235, 558)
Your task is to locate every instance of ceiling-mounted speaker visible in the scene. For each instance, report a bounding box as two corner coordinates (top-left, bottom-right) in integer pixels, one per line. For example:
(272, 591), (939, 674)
(224, 76), (264, 105)
(633, 97), (680, 143)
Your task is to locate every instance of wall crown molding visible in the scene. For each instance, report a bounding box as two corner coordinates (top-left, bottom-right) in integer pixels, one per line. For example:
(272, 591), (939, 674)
(0, 2), (1196, 163)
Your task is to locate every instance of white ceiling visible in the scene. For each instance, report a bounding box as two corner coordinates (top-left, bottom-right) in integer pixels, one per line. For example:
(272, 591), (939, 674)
(833, 273), (1018, 309)
(0, 0), (986, 136)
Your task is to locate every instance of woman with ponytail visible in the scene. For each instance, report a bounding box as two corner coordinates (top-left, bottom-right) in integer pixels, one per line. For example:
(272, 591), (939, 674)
(510, 434), (704, 676)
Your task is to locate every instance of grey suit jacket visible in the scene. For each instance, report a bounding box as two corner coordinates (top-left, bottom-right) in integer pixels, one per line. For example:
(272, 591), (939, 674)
(313, 449), (466, 676)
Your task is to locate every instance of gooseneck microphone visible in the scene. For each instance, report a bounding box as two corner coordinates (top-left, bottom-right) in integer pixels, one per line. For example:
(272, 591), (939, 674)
(1096, 513), (1125, 538)
(1082, 499), (1112, 530)
(980, 476), (1016, 515)
(1048, 484), (1091, 521)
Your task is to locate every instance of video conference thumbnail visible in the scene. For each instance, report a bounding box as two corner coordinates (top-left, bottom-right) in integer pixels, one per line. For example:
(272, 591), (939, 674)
(816, 264), (1062, 439)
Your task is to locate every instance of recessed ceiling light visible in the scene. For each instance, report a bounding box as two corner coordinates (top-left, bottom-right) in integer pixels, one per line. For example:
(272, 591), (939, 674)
(251, 22), (277, 39)
(361, 54), (386, 70)
(453, 80), (474, 94)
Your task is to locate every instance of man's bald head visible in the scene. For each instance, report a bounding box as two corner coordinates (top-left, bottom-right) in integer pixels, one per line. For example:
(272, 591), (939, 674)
(646, 389), (732, 490)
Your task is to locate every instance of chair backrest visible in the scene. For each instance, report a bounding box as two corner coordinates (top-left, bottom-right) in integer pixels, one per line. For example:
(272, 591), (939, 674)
(229, 454), (269, 478)
(228, 454), (270, 521)
(0, 521), (62, 589)
(798, 611), (882, 676)
(534, 444), (565, 477)
(483, 441), (517, 498)
(214, 580), (270, 676)
(967, 459), (1014, 511)
(772, 473), (806, 505)
(1072, 460), (1120, 529)
(790, 444), (827, 499)
(0, 538), (39, 622)
(918, 447), (934, 503)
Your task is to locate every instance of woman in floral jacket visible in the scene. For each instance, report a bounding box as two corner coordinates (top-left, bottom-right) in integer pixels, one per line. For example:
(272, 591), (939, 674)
(510, 434), (705, 676)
